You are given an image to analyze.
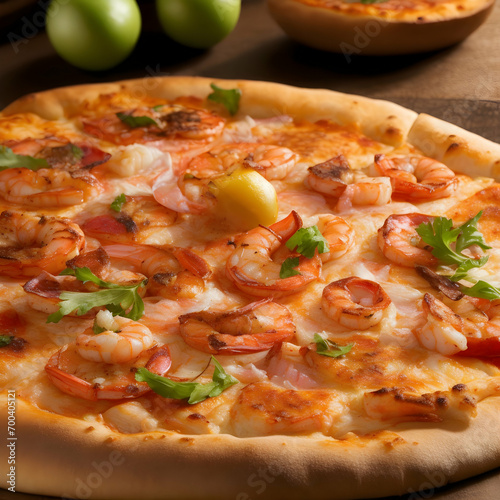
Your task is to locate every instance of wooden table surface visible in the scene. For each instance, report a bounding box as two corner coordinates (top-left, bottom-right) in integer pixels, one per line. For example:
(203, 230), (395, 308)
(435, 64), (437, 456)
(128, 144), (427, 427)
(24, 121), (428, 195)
(0, 1), (499, 499)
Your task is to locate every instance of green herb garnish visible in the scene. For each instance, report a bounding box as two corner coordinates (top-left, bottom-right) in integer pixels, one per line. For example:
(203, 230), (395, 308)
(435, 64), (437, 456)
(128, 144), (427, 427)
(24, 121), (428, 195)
(280, 257), (301, 278)
(416, 212), (490, 268)
(279, 225), (329, 278)
(110, 193), (126, 212)
(47, 267), (146, 323)
(286, 225), (330, 259)
(116, 112), (159, 129)
(0, 145), (49, 171)
(314, 333), (353, 358)
(458, 280), (500, 301)
(416, 212), (497, 299)
(0, 335), (13, 347)
(135, 357), (239, 405)
(207, 84), (241, 116)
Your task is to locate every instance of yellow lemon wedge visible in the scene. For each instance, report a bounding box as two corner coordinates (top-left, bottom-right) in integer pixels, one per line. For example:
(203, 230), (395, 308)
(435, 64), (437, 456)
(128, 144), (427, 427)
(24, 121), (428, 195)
(210, 167), (278, 229)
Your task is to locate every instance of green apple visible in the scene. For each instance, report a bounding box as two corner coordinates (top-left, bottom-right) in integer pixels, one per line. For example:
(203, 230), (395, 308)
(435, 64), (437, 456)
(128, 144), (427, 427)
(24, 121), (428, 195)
(46, 0), (141, 71)
(156, 0), (240, 49)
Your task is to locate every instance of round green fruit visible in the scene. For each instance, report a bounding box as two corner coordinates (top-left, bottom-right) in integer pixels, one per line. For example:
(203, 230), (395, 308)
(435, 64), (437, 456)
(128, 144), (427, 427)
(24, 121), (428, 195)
(155, 0), (241, 49)
(46, 0), (141, 71)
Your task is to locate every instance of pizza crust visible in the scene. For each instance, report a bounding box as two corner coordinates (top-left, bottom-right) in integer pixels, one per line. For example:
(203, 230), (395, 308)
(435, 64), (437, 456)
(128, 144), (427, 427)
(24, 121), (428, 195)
(267, 0), (494, 55)
(408, 113), (500, 180)
(4, 76), (498, 176)
(1, 395), (500, 499)
(1, 77), (417, 147)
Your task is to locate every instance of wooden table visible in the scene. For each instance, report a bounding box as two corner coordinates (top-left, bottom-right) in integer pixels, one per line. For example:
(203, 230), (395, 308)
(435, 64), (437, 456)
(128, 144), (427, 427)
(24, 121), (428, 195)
(0, 1), (499, 499)
(1, 0), (500, 140)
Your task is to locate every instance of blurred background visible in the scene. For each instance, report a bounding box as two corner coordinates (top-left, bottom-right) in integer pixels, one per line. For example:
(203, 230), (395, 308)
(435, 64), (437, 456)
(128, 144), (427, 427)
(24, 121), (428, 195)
(0, 0), (499, 141)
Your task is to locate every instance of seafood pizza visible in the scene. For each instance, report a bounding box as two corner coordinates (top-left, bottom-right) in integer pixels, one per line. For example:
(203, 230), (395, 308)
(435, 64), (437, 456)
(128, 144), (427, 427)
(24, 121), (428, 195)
(267, 0), (495, 55)
(0, 77), (500, 499)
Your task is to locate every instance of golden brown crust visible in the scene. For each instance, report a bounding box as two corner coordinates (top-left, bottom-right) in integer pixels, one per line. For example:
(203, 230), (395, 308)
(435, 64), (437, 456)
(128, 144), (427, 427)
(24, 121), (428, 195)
(1, 77), (417, 147)
(267, 0), (494, 55)
(1, 396), (500, 499)
(408, 113), (500, 180)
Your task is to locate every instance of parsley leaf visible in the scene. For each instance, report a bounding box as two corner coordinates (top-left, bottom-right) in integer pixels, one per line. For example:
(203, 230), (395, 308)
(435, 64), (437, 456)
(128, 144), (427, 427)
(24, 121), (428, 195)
(116, 112), (159, 129)
(110, 193), (126, 212)
(0, 335), (13, 347)
(459, 280), (500, 301)
(286, 225), (330, 259)
(0, 145), (49, 171)
(47, 267), (146, 323)
(207, 84), (241, 116)
(359, 0), (389, 4)
(416, 212), (490, 267)
(416, 212), (499, 300)
(314, 333), (353, 358)
(280, 257), (301, 278)
(135, 357), (239, 404)
(454, 212), (491, 253)
(451, 256), (489, 282)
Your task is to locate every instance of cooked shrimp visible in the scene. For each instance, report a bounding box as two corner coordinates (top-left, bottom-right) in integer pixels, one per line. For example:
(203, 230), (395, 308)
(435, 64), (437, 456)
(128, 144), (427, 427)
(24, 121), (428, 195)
(189, 143), (298, 181)
(244, 144), (298, 180)
(306, 155), (354, 197)
(363, 385), (477, 423)
(75, 310), (154, 363)
(336, 177), (392, 212)
(373, 154), (457, 200)
(0, 211), (85, 278)
(226, 211), (322, 297)
(306, 155), (392, 209)
(45, 341), (171, 400)
(179, 299), (296, 355)
(314, 214), (355, 262)
(417, 294), (470, 355)
(82, 195), (177, 246)
(378, 213), (437, 267)
(82, 104), (225, 148)
(0, 167), (102, 207)
(152, 155), (216, 214)
(104, 243), (211, 299)
(322, 277), (392, 330)
(100, 144), (164, 177)
(417, 293), (500, 357)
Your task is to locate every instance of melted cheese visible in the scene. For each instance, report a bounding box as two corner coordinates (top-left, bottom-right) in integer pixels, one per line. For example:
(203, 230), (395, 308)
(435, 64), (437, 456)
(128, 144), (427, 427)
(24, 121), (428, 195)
(0, 101), (499, 441)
